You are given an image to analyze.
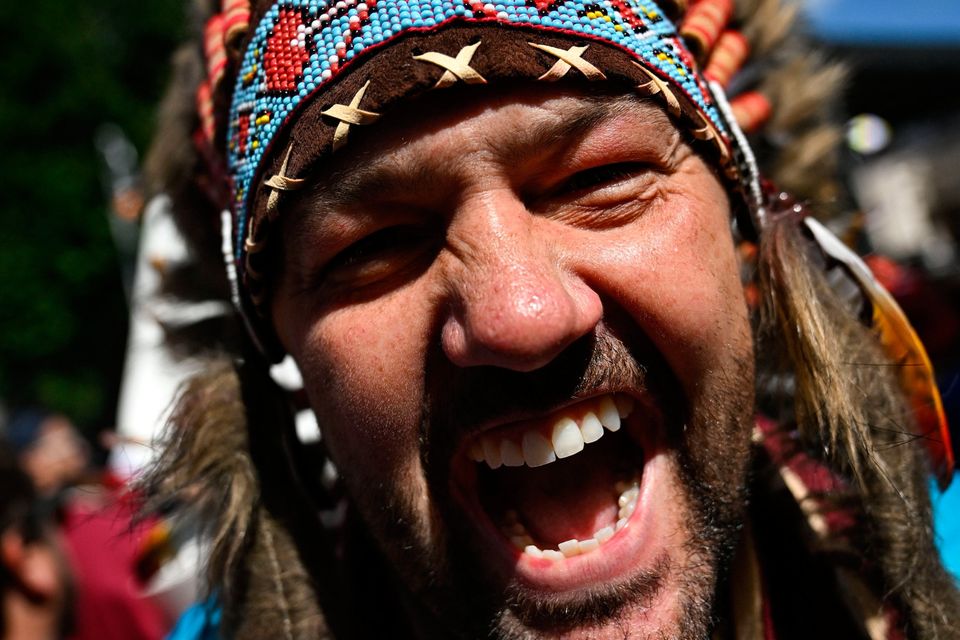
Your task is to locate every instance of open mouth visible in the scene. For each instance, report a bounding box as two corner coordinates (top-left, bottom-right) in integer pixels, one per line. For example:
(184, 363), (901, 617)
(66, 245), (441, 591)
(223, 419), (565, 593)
(451, 391), (666, 584)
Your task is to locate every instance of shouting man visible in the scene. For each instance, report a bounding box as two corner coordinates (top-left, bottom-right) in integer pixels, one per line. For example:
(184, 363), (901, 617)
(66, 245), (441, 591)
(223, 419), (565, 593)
(144, 0), (960, 637)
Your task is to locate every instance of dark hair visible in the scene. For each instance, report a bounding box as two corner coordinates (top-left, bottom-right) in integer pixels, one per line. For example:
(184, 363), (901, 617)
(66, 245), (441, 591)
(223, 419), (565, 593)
(3, 409), (52, 455)
(0, 444), (40, 542)
(0, 444), (42, 637)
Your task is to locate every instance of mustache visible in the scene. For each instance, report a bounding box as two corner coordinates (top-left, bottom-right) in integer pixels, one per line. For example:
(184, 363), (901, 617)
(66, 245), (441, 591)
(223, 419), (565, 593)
(423, 323), (674, 462)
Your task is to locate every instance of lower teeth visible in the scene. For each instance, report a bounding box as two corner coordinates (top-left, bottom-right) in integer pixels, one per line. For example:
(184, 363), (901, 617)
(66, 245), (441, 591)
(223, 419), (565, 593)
(502, 477), (640, 560)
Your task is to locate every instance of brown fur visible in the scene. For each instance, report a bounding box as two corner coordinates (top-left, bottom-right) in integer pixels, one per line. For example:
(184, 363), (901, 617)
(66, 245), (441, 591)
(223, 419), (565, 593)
(736, 0), (849, 210)
(140, 360), (332, 639)
(141, 361), (256, 611)
(739, 0), (798, 56)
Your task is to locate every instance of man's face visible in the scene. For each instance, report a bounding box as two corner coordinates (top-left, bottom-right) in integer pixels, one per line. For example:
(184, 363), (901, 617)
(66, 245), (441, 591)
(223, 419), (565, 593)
(272, 88), (755, 638)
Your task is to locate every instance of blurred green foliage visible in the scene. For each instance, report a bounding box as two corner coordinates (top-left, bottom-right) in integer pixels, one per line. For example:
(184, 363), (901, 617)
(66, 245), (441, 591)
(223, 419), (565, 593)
(0, 0), (185, 435)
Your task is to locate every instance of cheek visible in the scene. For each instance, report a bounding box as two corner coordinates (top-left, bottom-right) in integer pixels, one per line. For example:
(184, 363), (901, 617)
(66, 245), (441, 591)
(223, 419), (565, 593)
(584, 192), (751, 395)
(291, 292), (433, 476)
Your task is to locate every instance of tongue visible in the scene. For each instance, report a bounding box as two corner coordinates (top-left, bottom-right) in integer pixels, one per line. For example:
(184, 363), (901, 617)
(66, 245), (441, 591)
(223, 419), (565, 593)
(487, 435), (639, 546)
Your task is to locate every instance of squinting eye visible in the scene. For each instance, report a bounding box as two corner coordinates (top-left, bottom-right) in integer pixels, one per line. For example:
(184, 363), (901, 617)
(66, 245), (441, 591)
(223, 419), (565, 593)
(322, 224), (436, 288)
(558, 162), (652, 195)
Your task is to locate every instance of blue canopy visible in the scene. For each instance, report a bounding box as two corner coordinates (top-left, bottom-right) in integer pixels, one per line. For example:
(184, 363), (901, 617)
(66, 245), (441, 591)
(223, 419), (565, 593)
(802, 0), (960, 45)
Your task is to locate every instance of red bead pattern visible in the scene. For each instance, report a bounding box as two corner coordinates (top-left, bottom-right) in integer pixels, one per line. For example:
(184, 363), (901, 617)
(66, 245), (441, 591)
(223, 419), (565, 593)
(234, 109), (252, 155)
(605, 0), (650, 34)
(263, 8), (314, 93)
(530, 0), (557, 13)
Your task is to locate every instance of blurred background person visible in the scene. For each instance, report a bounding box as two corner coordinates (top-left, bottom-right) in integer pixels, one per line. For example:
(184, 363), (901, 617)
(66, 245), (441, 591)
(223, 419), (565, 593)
(1, 409), (169, 640)
(4, 410), (89, 500)
(0, 444), (72, 640)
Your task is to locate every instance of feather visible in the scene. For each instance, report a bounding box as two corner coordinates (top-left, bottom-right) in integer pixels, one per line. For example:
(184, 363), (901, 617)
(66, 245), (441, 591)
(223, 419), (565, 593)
(804, 218), (954, 488)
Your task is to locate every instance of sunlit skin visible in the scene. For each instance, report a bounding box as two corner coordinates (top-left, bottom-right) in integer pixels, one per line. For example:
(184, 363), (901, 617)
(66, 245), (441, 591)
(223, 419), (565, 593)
(271, 87), (755, 638)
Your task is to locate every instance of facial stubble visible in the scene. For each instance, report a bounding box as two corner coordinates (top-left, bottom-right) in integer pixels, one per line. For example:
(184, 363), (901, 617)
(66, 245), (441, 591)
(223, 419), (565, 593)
(351, 326), (754, 639)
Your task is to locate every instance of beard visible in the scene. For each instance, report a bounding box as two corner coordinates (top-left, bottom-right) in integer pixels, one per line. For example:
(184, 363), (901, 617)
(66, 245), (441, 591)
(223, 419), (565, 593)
(342, 321), (754, 639)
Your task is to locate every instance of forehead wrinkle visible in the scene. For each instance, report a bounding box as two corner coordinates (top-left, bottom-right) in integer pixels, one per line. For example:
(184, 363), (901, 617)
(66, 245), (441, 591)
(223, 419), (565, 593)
(286, 94), (672, 232)
(492, 94), (660, 168)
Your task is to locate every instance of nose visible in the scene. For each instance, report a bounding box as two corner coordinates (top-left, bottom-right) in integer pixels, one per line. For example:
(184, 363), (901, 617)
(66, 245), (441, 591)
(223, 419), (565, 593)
(440, 190), (603, 371)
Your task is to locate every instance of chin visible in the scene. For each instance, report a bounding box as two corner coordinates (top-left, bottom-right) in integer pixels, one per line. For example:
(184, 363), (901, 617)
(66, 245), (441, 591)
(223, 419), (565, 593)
(418, 388), (746, 639)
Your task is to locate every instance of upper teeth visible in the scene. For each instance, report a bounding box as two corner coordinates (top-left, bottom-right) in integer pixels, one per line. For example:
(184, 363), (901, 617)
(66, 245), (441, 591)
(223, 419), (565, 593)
(468, 394), (635, 470)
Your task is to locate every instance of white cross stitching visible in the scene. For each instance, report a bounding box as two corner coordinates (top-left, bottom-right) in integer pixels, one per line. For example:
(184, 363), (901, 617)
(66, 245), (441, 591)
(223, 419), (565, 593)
(413, 41), (487, 88)
(631, 62), (681, 117)
(263, 143), (306, 221)
(321, 80), (382, 151)
(529, 43), (606, 81)
(692, 112), (731, 165)
(245, 215), (266, 256)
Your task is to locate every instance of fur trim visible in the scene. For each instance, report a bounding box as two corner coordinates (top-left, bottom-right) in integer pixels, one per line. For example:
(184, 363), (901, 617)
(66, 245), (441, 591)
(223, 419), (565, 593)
(139, 358), (331, 638)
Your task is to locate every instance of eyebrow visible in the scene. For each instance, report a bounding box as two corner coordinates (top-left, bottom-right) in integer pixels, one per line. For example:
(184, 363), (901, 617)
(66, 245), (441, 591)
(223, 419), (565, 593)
(288, 94), (669, 222)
